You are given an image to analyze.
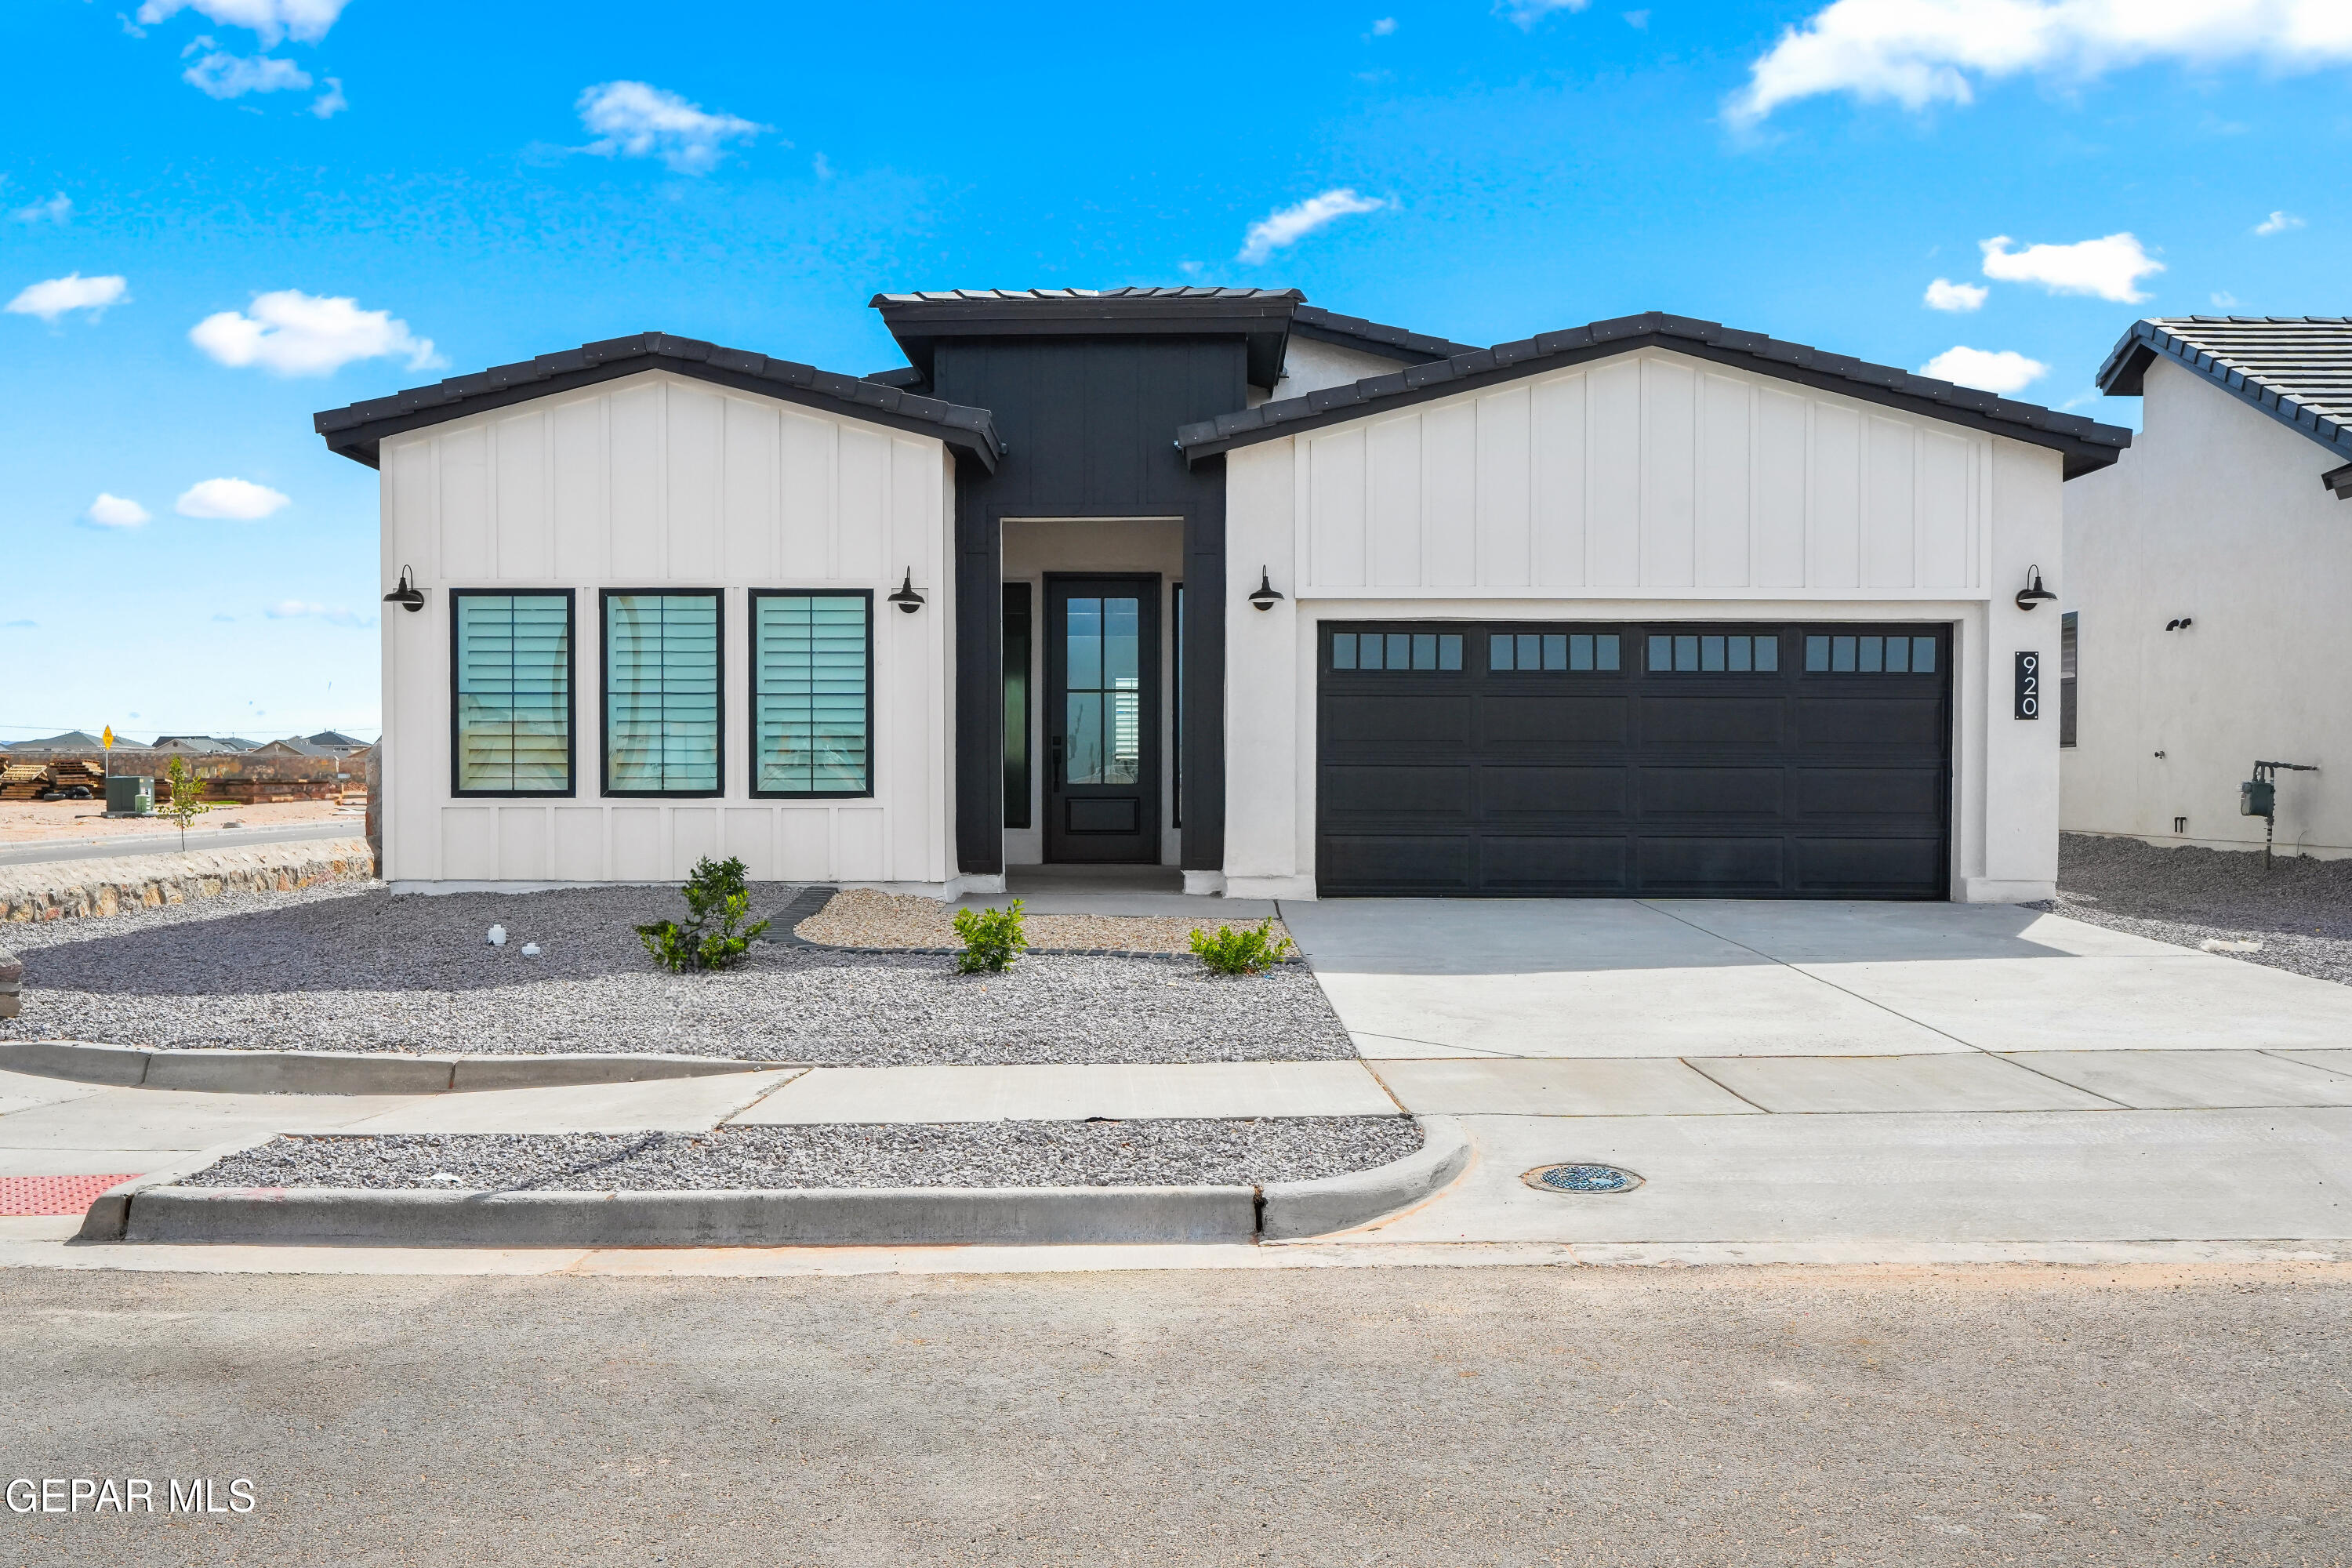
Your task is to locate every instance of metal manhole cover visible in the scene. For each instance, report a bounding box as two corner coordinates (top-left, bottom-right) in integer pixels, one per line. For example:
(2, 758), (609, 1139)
(1523, 1163), (1643, 1195)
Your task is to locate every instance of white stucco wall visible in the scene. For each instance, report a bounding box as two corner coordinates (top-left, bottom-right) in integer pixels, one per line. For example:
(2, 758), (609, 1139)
(2062, 357), (2352, 857)
(377, 369), (957, 890)
(1219, 347), (2067, 902)
(1250, 338), (1420, 408)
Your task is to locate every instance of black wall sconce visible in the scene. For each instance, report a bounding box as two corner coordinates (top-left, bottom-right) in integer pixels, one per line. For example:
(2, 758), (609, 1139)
(2165, 616), (2194, 632)
(1248, 567), (1283, 612)
(382, 566), (426, 613)
(2014, 566), (2056, 612)
(887, 570), (926, 614)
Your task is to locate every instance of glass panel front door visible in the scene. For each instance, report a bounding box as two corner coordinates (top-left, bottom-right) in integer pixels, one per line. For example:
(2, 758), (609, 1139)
(1045, 575), (1160, 863)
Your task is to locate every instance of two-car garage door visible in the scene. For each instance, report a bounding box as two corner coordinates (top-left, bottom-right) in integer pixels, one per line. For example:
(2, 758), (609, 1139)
(1316, 623), (1952, 898)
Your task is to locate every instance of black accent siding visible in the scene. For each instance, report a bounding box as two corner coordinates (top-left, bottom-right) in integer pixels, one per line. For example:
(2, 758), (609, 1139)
(935, 339), (1243, 875)
(1317, 622), (1951, 898)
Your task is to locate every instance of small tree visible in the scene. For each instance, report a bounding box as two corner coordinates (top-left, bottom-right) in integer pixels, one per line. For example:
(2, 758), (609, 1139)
(160, 757), (212, 851)
(637, 856), (771, 973)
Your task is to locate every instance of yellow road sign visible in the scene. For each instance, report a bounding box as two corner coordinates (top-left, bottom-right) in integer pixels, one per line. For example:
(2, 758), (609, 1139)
(101, 726), (114, 750)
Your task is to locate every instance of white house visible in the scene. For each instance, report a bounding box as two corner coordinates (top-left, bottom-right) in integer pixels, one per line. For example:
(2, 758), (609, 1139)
(2063, 317), (2352, 859)
(316, 290), (2129, 900)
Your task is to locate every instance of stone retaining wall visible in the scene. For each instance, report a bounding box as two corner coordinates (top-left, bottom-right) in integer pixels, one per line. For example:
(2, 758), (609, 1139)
(0, 949), (19, 1018)
(0, 838), (376, 924)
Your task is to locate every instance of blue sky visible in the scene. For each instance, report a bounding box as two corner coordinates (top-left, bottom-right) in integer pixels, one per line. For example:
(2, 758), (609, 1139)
(3, 0), (2345, 742)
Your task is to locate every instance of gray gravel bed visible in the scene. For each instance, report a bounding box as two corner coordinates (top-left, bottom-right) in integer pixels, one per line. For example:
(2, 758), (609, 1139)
(183, 1118), (1425, 1191)
(0, 881), (1352, 1064)
(2037, 833), (2352, 986)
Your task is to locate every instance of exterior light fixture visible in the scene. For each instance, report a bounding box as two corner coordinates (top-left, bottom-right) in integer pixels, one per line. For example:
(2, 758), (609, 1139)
(2014, 566), (2056, 612)
(887, 570), (926, 614)
(1248, 568), (1283, 612)
(383, 566), (426, 613)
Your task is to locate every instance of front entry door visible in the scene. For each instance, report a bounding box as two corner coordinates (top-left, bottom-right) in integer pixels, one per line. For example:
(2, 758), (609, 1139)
(1045, 575), (1160, 863)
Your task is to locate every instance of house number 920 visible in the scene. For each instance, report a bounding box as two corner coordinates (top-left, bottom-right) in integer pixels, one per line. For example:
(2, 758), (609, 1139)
(2014, 651), (2040, 720)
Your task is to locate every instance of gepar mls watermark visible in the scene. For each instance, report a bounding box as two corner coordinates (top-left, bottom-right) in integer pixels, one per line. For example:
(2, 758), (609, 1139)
(8, 1478), (256, 1515)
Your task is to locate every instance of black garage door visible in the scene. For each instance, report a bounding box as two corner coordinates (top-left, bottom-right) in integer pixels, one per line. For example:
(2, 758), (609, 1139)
(1316, 623), (1951, 898)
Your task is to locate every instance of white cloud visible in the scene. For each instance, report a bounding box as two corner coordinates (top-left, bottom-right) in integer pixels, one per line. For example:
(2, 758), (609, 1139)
(190, 289), (441, 376)
(85, 494), (152, 528)
(1980, 232), (2162, 302)
(1496, 0), (1588, 26)
(1923, 277), (1988, 311)
(2210, 290), (2242, 309)
(183, 50), (310, 98)
(576, 82), (768, 174)
(1372, 16), (1397, 34)
(267, 599), (372, 627)
(176, 477), (291, 520)
(309, 77), (347, 118)
(1918, 345), (2049, 394)
(2254, 209), (2304, 236)
(135, 0), (350, 47)
(8, 274), (129, 323)
(1237, 188), (1388, 264)
(1624, 9), (1651, 26)
(1729, 0), (2352, 127)
(13, 192), (72, 224)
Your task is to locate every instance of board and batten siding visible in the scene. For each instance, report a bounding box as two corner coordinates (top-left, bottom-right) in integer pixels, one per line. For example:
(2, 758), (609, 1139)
(379, 368), (956, 888)
(1220, 347), (2066, 902)
(1288, 350), (1987, 597)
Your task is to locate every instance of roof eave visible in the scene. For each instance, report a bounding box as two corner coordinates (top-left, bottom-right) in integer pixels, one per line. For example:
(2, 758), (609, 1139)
(1181, 318), (2132, 480)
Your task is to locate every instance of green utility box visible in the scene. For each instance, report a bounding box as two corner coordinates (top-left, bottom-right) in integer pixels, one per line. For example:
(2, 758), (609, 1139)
(2240, 779), (2274, 818)
(105, 775), (154, 816)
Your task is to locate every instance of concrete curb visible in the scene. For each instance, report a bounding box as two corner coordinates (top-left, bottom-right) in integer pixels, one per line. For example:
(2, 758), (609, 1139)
(1258, 1116), (1472, 1240)
(113, 1183), (1261, 1247)
(74, 1136), (278, 1243)
(1, 1040), (793, 1096)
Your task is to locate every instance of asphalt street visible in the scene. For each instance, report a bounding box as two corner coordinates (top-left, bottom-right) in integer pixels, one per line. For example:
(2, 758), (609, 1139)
(3, 1261), (2345, 1565)
(0, 820), (358, 869)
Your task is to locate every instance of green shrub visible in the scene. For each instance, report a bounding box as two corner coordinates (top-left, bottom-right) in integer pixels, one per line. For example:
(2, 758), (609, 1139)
(1188, 919), (1295, 975)
(953, 899), (1028, 974)
(637, 856), (771, 974)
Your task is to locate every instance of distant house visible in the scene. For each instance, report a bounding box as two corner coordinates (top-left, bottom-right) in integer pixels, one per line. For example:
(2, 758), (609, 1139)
(2064, 317), (2352, 858)
(316, 292), (2129, 900)
(303, 730), (369, 753)
(149, 736), (236, 756)
(252, 737), (340, 757)
(13, 731), (105, 752)
(213, 736), (263, 753)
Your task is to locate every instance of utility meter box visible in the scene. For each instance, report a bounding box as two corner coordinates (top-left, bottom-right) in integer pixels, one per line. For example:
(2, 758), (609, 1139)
(2241, 779), (2275, 818)
(105, 775), (154, 816)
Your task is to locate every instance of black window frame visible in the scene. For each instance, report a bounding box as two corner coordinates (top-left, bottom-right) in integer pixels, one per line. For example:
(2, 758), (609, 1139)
(748, 587), (877, 800)
(2059, 610), (2078, 749)
(448, 586), (577, 800)
(1004, 581), (1032, 829)
(598, 587), (727, 800)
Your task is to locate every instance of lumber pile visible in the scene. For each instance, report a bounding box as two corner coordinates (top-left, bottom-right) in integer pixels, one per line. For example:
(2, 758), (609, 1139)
(2, 764), (50, 800)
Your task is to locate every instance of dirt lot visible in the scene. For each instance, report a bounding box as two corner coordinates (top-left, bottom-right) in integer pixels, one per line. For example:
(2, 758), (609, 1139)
(0, 797), (358, 845)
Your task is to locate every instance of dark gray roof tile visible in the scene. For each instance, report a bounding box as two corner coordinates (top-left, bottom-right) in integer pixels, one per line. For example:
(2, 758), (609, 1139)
(2097, 318), (2352, 465)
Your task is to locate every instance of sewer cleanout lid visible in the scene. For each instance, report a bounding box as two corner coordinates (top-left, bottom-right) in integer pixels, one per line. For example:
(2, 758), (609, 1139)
(1522, 1162), (1643, 1195)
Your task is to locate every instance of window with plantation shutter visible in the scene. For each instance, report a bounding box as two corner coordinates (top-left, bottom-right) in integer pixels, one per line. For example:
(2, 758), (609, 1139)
(452, 590), (574, 796)
(752, 591), (871, 797)
(601, 591), (723, 795)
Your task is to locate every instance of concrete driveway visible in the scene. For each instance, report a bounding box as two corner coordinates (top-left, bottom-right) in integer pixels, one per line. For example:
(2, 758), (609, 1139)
(1282, 898), (2352, 1250)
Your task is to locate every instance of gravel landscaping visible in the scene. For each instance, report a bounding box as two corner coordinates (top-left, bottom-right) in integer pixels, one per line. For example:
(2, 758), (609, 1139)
(2040, 833), (2352, 986)
(797, 886), (1290, 956)
(183, 1119), (1425, 1191)
(0, 881), (1352, 1064)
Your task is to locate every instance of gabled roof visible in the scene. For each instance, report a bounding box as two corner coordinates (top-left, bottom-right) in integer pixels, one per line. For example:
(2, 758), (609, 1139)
(871, 287), (1305, 389)
(314, 332), (1004, 472)
(1287, 304), (1480, 365)
(1178, 310), (2133, 478)
(305, 730), (368, 750)
(2096, 318), (2352, 490)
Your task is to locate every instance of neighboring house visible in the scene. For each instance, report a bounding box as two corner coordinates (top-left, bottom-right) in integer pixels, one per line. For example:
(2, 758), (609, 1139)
(13, 731), (103, 751)
(304, 730), (369, 753)
(252, 737), (339, 757)
(2064, 318), (2352, 859)
(315, 289), (2127, 899)
(149, 736), (236, 756)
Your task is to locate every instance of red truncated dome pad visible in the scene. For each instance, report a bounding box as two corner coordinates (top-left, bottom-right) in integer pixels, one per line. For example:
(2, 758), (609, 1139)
(0, 1174), (143, 1216)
